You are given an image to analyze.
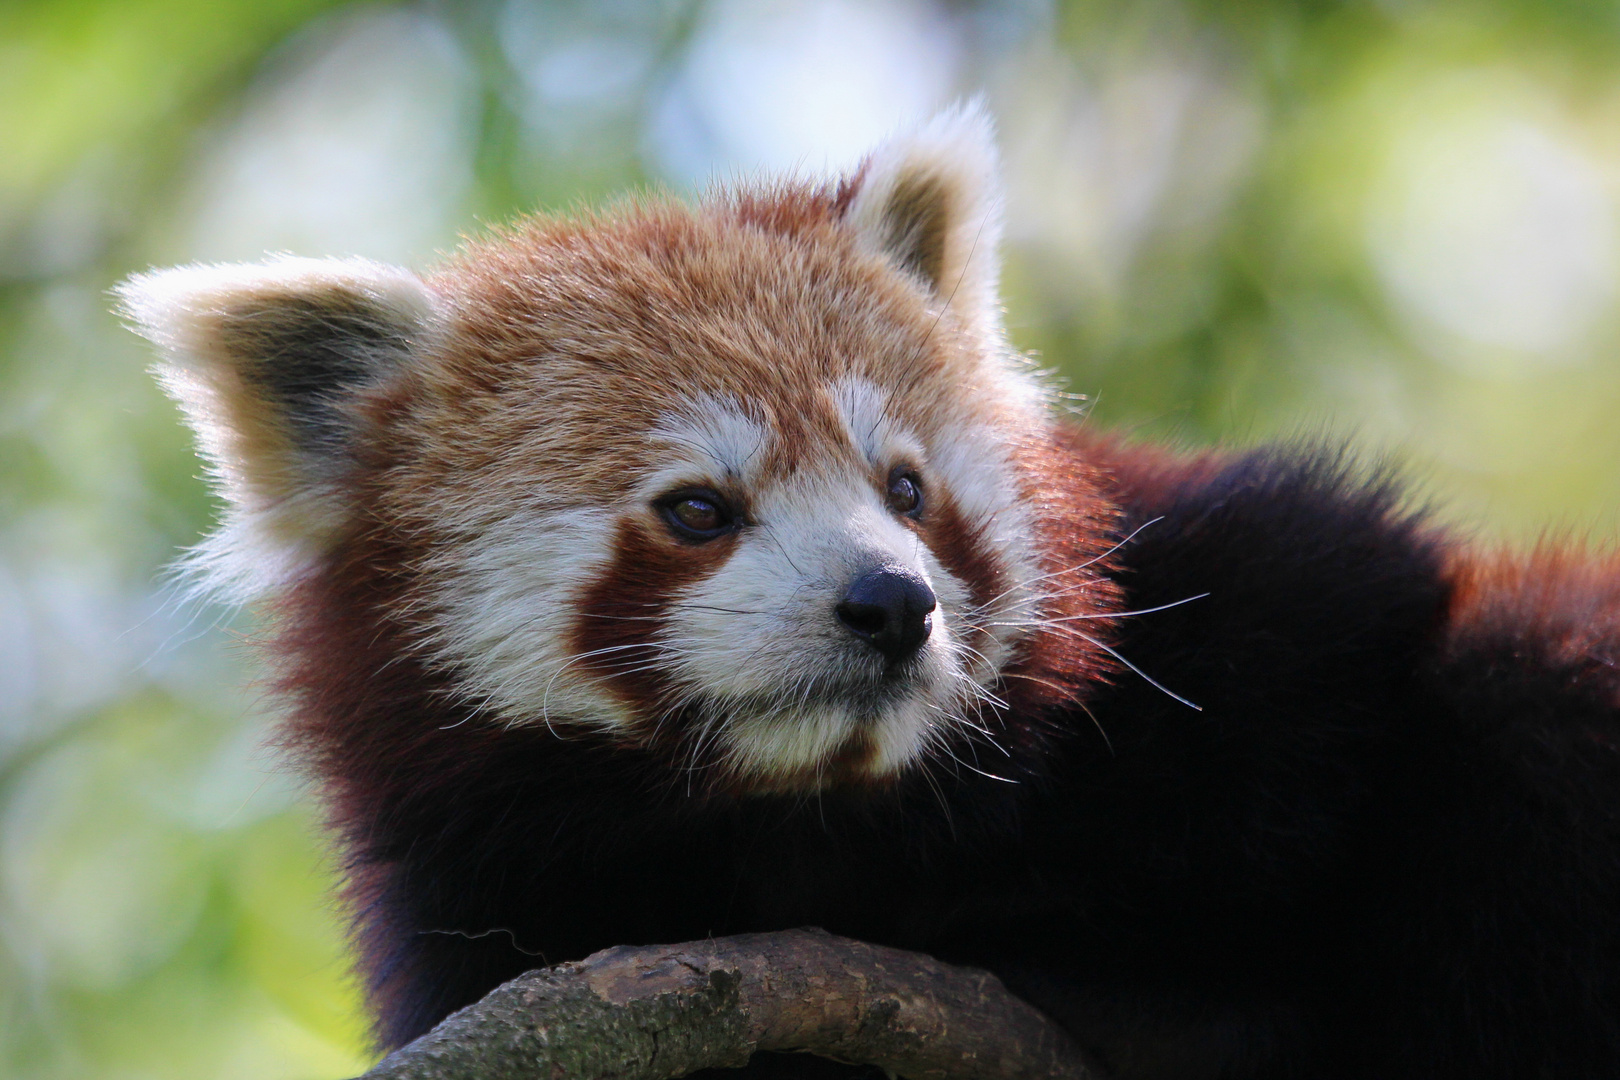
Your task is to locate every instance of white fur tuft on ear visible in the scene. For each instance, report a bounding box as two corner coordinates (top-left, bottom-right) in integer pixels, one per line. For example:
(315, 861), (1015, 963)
(844, 101), (1004, 337)
(117, 256), (439, 603)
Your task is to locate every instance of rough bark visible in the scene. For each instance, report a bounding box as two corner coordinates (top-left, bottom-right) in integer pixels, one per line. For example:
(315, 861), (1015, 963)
(354, 927), (1097, 1080)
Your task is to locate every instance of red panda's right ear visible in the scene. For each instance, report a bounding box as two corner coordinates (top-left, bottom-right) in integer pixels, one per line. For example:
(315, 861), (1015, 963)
(116, 257), (440, 601)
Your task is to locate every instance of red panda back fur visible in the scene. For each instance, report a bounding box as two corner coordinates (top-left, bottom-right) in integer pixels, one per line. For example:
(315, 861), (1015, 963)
(120, 109), (1620, 1079)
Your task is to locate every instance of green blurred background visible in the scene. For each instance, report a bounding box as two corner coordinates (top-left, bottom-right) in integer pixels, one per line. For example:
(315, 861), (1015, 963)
(5, 0), (1620, 1075)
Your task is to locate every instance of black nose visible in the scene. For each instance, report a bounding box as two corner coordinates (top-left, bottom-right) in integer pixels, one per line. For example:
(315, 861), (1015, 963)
(836, 566), (936, 663)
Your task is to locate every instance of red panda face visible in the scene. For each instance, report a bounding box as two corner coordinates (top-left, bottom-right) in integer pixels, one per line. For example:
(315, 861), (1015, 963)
(391, 192), (1047, 792)
(433, 383), (1038, 790)
(118, 106), (1106, 794)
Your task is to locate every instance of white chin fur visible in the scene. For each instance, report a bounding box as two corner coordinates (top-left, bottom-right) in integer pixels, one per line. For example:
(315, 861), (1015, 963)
(715, 684), (952, 788)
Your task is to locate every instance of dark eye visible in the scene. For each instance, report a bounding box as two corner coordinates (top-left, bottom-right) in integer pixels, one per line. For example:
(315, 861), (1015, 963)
(658, 490), (737, 541)
(886, 469), (923, 517)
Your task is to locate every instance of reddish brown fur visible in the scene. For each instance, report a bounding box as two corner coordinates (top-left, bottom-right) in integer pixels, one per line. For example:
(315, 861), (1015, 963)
(1445, 543), (1620, 704)
(1062, 426), (1232, 512)
(996, 427), (1124, 716)
(913, 493), (1010, 610)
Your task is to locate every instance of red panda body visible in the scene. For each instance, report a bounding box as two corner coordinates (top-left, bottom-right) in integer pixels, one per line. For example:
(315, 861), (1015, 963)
(121, 110), (1620, 1079)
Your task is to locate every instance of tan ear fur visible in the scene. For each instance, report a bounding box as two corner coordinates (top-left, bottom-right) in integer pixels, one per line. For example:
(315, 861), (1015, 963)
(116, 256), (438, 601)
(844, 103), (1004, 339)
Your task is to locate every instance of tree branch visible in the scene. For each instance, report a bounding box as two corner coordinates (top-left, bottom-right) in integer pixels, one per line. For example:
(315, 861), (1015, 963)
(355, 927), (1097, 1080)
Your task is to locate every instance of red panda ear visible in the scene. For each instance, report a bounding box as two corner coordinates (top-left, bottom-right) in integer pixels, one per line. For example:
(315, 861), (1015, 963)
(117, 257), (439, 600)
(843, 102), (1004, 336)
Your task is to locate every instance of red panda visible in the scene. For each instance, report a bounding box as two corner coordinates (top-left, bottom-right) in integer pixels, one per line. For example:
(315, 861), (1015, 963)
(119, 106), (1620, 1079)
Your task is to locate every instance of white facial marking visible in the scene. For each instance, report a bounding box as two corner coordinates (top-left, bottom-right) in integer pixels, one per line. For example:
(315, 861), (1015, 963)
(641, 396), (771, 499)
(833, 376), (925, 468)
(425, 503), (627, 731)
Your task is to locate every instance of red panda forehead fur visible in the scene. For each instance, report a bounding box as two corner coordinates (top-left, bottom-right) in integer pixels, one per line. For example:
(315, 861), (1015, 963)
(387, 187), (1017, 512)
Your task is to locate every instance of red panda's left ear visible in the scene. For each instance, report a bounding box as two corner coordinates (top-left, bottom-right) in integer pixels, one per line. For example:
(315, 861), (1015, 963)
(843, 101), (1004, 337)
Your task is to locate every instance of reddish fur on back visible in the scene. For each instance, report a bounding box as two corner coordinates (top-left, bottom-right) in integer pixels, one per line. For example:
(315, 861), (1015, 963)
(1447, 545), (1620, 670)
